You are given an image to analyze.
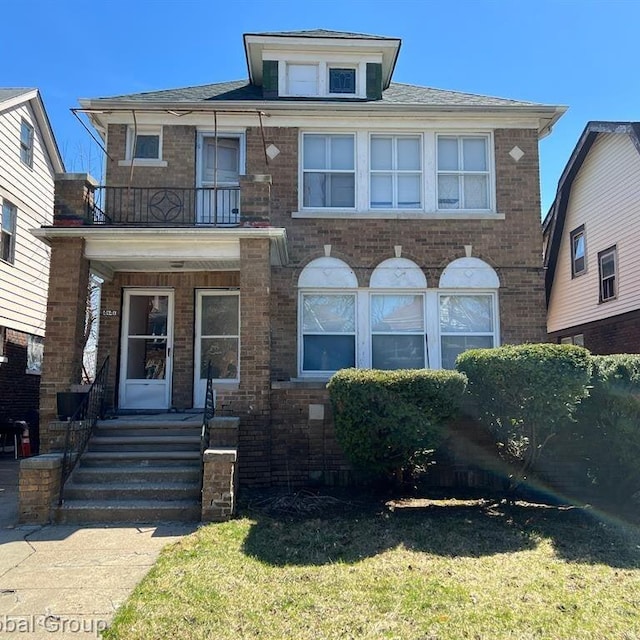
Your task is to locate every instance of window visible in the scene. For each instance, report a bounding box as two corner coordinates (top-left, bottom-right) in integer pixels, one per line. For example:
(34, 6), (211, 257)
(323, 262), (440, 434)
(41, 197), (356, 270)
(302, 134), (355, 208)
(598, 246), (617, 302)
(126, 126), (162, 161)
(20, 120), (34, 167)
(329, 68), (356, 94)
(370, 135), (422, 209)
(439, 294), (496, 369)
(199, 293), (239, 381)
(288, 64), (318, 96)
(560, 334), (584, 346)
(570, 225), (586, 277)
(26, 335), (44, 375)
(371, 294), (426, 369)
(0, 327), (5, 363)
(1, 200), (17, 264)
(437, 135), (490, 210)
(301, 294), (356, 373)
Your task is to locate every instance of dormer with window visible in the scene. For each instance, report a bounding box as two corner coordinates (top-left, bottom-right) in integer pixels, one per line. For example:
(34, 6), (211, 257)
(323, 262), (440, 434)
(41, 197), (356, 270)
(244, 30), (401, 100)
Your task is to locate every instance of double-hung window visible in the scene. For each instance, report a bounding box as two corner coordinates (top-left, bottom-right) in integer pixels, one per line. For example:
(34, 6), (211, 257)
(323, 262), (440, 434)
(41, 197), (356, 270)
(1, 201), (17, 264)
(20, 120), (34, 167)
(570, 225), (586, 277)
(302, 134), (355, 208)
(371, 294), (426, 369)
(370, 135), (422, 209)
(439, 294), (496, 369)
(437, 135), (490, 210)
(598, 246), (617, 302)
(301, 293), (356, 373)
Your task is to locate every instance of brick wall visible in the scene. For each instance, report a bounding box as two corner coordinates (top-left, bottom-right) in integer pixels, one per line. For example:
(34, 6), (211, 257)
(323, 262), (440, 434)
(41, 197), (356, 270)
(0, 328), (40, 421)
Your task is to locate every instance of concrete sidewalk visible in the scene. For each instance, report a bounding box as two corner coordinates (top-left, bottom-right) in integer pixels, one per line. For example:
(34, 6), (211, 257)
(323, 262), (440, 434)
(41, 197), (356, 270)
(0, 457), (198, 639)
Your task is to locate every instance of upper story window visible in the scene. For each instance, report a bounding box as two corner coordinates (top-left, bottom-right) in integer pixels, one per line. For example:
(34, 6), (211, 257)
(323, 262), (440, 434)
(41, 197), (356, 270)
(598, 246), (617, 303)
(370, 135), (422, 209)
(20, 120), (34, 167)
(1, 200), (17, 264)
(437, 135), (490, 210)
(570, 225), (586, 277)
(302, 134), (355, 208)
(329, 68), (356, 94)
(26, 335), (44, 375)
(288, 64), (319, 96)
(282, 61), (361, 97)
(124, 126), (163, 163)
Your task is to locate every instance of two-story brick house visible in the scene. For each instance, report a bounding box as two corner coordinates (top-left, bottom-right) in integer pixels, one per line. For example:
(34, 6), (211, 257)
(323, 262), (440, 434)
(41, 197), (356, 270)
(34, 30), (565, 497)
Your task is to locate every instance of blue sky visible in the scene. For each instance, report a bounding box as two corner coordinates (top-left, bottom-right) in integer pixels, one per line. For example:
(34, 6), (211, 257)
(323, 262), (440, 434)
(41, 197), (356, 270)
(3, 0), (638, 215)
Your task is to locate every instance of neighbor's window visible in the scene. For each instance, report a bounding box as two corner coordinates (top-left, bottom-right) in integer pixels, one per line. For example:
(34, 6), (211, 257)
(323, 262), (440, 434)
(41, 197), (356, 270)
(302, 134), (355, 208)
(560, 334), (584, 346)
(370, 135), (422, 209)
(301, 293), (356, 372)
(1, 200), (17, 264)
(437, 135), (490, 210)
(570, 225), (586, 277)
(26, 335), (44, 375)
(439, 294), (496, 369)
(20, 120), (34, 167)
(371, 294), (426, 369)
(329, 68), (356, 94)
(598, 246), (617, 302)
(126, 126), (162, 160)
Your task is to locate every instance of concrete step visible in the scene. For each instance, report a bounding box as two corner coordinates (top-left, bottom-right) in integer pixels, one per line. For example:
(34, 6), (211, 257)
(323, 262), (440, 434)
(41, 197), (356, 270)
(79, 451), (201, 467)
(63, 482), (201, 501)
(56, 499), (201, 524)
(72, 465), (201, 484)
(88, 435), (201, 452)
(94, 423), (202, 438)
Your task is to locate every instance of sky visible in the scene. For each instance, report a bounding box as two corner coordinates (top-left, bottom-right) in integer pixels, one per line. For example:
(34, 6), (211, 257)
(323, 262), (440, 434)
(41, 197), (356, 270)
(2, 0), (639, 216)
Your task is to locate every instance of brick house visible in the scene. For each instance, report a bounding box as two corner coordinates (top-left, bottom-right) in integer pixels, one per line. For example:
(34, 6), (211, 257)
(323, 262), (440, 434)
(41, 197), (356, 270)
(34, 29), (565, 492)
(0, 89), (64, 438)
(544, 122), (640, 353)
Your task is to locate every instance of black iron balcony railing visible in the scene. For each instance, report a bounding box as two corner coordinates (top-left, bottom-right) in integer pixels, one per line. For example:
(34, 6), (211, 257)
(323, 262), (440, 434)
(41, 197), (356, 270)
(91, 186), (241, 226)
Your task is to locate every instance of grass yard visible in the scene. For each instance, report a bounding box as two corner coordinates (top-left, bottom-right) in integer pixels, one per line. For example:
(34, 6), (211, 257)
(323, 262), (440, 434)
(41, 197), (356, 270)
(103, 495), (640, 640)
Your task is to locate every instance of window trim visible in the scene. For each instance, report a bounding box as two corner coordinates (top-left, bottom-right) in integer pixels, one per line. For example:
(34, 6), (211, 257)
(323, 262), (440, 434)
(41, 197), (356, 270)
(570, 224), (586, 278)
(121, 125), (166, 166)
(436, 133), (493, 212)
(598, 245), (617, 303)
(20, 120), (34, 168)
(1, 200), (17, 265)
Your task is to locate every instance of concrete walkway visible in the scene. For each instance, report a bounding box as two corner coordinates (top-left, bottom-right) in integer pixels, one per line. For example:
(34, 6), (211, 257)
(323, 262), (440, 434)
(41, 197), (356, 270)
(0, 457), (198, 639)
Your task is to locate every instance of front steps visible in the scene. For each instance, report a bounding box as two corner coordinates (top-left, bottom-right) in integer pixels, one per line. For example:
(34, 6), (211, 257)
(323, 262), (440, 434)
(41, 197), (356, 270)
(56, 418), (203, 524)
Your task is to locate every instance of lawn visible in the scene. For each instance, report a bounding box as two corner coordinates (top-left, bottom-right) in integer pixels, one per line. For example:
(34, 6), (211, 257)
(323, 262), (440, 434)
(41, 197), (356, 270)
(103, 495), (640, 640)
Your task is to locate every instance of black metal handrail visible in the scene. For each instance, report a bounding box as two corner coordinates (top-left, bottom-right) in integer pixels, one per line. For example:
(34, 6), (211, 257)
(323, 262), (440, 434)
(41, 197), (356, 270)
(59, 356), (110, 505)
(91, 186), (241, 226)
(200, 361), (216, 495)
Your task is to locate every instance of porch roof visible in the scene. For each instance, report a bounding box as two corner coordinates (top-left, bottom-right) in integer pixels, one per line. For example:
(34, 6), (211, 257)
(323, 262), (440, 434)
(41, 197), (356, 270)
(31, 226), (288, 280)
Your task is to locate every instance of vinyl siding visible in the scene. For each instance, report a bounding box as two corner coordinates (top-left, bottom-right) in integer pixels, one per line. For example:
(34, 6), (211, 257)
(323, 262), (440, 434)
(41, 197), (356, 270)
(0, 100), (55, 336)
(547, 133), (640, 333)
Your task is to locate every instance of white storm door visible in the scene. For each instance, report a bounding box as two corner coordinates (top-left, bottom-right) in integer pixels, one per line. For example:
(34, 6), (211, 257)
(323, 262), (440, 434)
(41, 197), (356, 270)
(197, 136), (241, 225)
(119, 289), (174, 410)
(193, 290), (240, 408)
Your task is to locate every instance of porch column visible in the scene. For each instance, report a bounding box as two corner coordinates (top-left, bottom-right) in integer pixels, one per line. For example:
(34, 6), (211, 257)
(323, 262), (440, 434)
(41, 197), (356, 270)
(40, 237), (90, 451)
(239, 237), (271, 485)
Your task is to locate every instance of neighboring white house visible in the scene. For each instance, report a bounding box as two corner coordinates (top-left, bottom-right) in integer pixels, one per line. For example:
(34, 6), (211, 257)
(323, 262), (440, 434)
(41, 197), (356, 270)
(0, 88), (64, 421)
(543, 121), (640, 353)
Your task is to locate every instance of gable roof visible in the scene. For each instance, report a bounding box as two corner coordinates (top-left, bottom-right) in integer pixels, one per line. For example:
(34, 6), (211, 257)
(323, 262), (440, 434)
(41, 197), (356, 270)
(0, 87), (65, 173)
(543, 121), (640, 301)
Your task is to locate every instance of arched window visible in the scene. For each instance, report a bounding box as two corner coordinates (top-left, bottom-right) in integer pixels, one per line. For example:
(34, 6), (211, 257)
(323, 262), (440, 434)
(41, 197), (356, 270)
(438, 257), (500, 369)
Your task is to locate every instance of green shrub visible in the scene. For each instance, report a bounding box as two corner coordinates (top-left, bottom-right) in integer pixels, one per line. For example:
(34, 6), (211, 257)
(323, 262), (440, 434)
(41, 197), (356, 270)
(574, 354), (640, 501)
(327, 368), (467, 480)
(456, 343), (592, 492)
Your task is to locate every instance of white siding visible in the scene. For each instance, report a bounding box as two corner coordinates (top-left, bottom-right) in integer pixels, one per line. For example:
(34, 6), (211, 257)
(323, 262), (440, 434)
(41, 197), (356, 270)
(0, 100), (55, 336)
(547, 133), (640, 333)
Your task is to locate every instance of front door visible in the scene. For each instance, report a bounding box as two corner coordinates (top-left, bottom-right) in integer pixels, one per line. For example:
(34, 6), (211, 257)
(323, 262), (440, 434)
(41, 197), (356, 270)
(197, 136), (241, 225)
(119, 289), (174, 410)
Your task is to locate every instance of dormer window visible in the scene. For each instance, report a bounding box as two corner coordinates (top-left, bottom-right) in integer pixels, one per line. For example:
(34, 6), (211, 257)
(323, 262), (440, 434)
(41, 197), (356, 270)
(329, 68), (356, 94)
(284, 62), (359, 98)
(288, 64), (319, 96)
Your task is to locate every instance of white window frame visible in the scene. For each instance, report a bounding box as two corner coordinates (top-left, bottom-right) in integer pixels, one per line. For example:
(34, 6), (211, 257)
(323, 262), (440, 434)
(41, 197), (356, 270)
(298, 290), (357, 376)
(438, 291), (500, 369)
(20, 119), (34, 167)
(1, 200), (17, 265)
(570, 225), (586, 278)
(369, 134), (423, 210)
(436, 133), (494, 212)
(120, 126), (166, 166)
(327, 66), (357, 96)
(286, 63), (319, 96)
(598, 246), (617, 303)
(300, 133), (356, 210)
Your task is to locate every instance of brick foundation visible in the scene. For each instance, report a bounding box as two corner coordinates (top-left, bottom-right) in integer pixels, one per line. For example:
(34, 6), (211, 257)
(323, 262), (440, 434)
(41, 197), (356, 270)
(18, 454), (62, 524)
(201, 448), (238, 521)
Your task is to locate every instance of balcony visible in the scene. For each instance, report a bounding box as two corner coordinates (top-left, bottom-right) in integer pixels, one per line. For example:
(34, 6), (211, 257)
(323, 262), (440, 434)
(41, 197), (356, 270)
(91, 186), (242, 227)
